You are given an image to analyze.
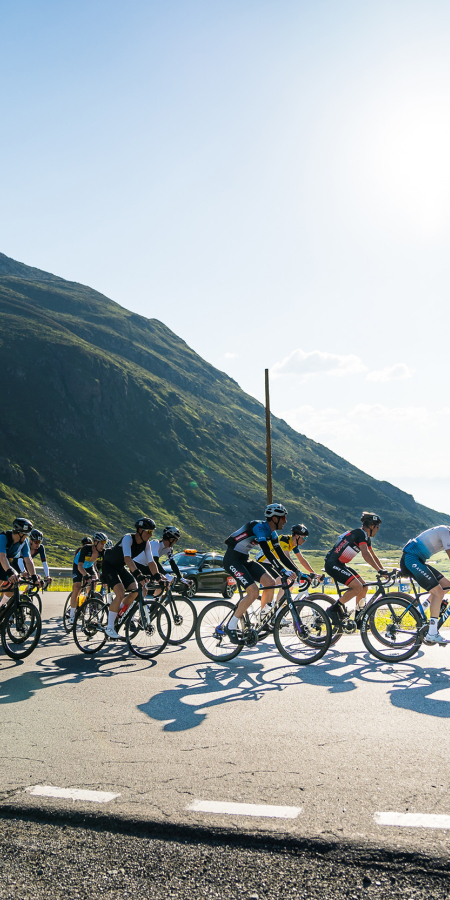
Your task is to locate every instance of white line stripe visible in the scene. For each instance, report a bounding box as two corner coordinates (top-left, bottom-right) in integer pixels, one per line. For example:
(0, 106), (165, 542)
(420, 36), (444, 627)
(25, 785), (120, 803)
(187, 800), (301, 819)
(375, 812), (450, 829)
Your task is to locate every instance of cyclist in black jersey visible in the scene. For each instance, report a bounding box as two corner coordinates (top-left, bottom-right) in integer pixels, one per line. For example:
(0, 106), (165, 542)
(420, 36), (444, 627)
(68, 532), (107, 624)
(102, 517), (164, 638)
(324, 512), (386, 620)
(223, 503), (300, 643)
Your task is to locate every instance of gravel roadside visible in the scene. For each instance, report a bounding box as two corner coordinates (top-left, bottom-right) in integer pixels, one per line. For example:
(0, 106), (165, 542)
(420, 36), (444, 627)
(0, 812), (449, 900)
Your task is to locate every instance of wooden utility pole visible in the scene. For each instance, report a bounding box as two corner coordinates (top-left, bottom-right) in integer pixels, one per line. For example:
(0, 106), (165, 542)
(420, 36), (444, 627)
(265, 368), (273, 504)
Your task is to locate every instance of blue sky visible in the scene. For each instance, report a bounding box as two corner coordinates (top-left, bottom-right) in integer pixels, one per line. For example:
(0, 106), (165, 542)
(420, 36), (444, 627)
(1, 0), (450, 510)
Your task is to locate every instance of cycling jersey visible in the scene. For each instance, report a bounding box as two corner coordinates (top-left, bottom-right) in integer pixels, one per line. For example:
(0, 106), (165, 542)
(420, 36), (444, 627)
(326, 528), (371, 564)
(0, 531), (30, 560)
(149, 539), (181, 579)
(72, 545), (97, 575)
(403, 526), (450, 561)
(104, 534), (155, 569)
(18, 543), (49, 578)
(256, 534), (301, 564)
(225, 520), (298, 576)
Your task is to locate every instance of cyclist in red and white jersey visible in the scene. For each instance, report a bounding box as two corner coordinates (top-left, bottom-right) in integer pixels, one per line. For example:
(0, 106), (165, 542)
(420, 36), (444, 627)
(324, 512), (386, 620)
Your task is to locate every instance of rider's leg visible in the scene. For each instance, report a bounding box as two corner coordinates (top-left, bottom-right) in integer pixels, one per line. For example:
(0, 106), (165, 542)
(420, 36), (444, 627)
(260, 573), (276, 609)
(428, 578), (450, 633)
(338, 578), (367, 609)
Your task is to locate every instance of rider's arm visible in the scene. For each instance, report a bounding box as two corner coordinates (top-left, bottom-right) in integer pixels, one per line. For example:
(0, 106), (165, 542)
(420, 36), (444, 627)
(168, 556), (182, 579)
(39, 545), (50, 578)
(24, 556), (37, 579)
(260, 540), (298, 575)
(360, 544), (383, 571)
(293, 549), (315, 574)
(18, 557), (26, 573)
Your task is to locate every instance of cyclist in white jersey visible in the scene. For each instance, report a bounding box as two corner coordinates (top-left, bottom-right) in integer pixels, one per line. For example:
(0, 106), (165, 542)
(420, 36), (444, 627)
(401, 525), (450, 644)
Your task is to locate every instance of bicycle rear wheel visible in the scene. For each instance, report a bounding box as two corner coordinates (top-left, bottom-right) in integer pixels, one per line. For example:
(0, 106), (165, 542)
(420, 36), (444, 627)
(195, 600), (243, 661)
(360, 597), (423, 662)
(1, 601), (42, 659)
(305, 593), (343, 645)
(165, 595), (197, 644)
(125, 600), (171, 658)
(73, 598), (108, 654)
(273, 599), (332, 665)
(24, 590), (42, 614)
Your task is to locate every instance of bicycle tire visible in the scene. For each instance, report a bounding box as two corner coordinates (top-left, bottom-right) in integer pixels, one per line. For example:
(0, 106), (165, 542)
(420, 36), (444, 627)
(195, 599), (243, 662)
(25, 590), (42, 614)
(273, 599), (332, 665)
(360, 596), (423, 662)
(1, 601), (42, 660)
(368, 591), (418, 647)
(73, 598), (108, 655)
(62, 593), (73, 633)
(125, 600), (171, 659)
(164, 595), (197, 645)
(306, 593), (343, 645)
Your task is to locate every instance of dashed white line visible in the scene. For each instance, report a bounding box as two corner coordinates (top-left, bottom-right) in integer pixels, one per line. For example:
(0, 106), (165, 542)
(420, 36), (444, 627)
(375, 812), (450, 829)
(25, 785), (120, 803)
(187, 800), (301, 818)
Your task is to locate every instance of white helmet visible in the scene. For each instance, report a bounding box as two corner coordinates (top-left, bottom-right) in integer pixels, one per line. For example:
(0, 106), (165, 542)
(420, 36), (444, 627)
(265, 503), (288, 519)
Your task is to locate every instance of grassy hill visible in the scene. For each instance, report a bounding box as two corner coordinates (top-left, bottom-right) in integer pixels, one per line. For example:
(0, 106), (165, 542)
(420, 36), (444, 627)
(0, 251), (447, 565)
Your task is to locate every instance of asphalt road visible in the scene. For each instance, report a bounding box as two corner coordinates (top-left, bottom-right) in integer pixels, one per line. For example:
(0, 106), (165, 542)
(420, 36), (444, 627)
(1, 593), (450, 897)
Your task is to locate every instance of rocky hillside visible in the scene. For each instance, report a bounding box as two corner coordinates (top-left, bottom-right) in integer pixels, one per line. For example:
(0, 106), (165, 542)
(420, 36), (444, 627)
(0, 252), (446, 563)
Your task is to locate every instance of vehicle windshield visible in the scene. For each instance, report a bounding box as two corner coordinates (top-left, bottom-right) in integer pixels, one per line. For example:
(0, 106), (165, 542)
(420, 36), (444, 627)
(172, 552), (200, 568)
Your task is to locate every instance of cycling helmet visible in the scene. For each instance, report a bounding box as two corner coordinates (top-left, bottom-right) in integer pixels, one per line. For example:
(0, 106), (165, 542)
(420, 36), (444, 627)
(135, 517), (156, 531)
(12, 517), (33, 534)
(29, 529), (43, 542)
(265, 503), (288, 519)
(162, 526), (181, 539)
(361, 512), (382, 526)
(81, 536), (92, 545)
(291, 524), (309, 537)
(93, 531), (108, 543)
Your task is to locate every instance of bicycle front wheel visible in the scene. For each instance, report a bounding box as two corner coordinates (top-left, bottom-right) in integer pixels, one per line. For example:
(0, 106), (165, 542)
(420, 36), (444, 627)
(1, 601), (42, 659)
(125, 600), (171, 659)
(360, 597), (423, 662)
(73, 598), (108, 654)
(274, 599), (332, 665)
(165, 596), (197, 645)
(195, 600), (243, 661)
(306, 593), (343, 646)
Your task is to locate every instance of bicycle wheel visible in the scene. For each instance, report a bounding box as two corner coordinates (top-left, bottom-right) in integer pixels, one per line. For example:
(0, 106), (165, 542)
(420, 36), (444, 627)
(25, 590), (42, 614)
(306, 593), (343, 646)
(273, 599), (332, 665)
(165, 595), (197, 645)
(368, 592), (416, 647)
(195, 599), (243, 662)
(73, 598), (108, 654)
(62, 593), (73, 633)
(125, 600), (171, 659)
(1, 601), (42, 660)
(360, 597), (423, 662)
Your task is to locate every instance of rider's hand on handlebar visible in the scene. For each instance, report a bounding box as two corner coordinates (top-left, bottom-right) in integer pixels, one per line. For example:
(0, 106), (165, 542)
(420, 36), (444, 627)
(377, 568), (389, 578)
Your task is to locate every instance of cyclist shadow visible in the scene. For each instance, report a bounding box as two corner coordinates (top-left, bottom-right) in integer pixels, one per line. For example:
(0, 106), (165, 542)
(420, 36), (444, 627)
(0, 649), (157, 705)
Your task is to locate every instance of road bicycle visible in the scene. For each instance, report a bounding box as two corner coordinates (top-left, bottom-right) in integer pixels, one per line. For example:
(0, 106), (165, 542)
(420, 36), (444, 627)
(0, 581), (42, 660)
(195, 576), (332, 665)
(62, 578), (108, 632)
(19, 575), (49, 614)
(308, 571), (425, 662)
(150, 578), (197, 644)
(73, 582), (171, 659)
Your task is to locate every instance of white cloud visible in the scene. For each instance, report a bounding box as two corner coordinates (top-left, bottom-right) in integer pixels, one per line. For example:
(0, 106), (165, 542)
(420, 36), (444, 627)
(271, 349), (367, 380)
(224, 352), (237, 359)
(366, 363), (414, 383)
(278, 402), (450, 485)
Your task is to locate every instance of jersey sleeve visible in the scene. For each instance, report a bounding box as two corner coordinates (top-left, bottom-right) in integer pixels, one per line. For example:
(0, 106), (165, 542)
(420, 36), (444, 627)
(143, 541), (155, 566)
(0, 534), (7, 555)
(39, 545), (47, 562)
(121, 534), (133, 558)
(354, 528), (369, 548)
(21, 538), (30, 558)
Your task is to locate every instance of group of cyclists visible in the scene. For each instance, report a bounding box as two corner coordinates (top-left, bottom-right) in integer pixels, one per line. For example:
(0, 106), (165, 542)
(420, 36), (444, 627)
(1, 503), (450, 648)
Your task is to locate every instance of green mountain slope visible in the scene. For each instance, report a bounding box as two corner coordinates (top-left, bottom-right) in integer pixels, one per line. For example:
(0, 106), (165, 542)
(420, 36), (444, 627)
(0, 251), (446, 562)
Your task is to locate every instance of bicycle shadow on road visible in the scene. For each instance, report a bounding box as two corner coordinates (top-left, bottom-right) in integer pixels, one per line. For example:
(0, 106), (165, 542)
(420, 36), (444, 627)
(138, 643), (450, 731)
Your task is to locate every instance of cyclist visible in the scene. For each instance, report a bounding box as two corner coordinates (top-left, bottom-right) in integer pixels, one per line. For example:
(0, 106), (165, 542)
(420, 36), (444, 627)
(102, 517), (163, 638)
(401, 525), (450, 644)
(0, 517), (38, 600)
(324, 512), (386, 620)
(68, 533), (107, 624)
(16, 529), (52, 586)
(223, 503), (301, 643)
(256, 523), (321, 604)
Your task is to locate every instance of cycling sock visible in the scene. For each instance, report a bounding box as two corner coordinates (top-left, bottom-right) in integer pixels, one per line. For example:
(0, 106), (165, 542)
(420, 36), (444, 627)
(108, 611), (118, 630)
(69, 608), (76, 622)
(229, 615), (239, 630)
(428, 617), (439, 636)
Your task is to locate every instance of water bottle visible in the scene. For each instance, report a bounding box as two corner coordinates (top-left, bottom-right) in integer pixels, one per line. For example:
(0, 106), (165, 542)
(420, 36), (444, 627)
(421, 593), (430, 612)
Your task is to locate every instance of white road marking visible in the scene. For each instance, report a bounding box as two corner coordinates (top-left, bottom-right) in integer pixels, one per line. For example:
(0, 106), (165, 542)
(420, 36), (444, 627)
(375, 811), (450, 829)
(187, 800), (301, 818)
(25, 785), (120, 803)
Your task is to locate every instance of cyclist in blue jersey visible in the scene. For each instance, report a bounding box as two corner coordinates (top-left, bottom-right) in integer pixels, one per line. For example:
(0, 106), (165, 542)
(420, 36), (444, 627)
(16, 529), (52, 586)
(223, 503), (300, 643)
(0, 517), (38, 602)
(401, 525), (450, 644)
(68, 533), (107, 624)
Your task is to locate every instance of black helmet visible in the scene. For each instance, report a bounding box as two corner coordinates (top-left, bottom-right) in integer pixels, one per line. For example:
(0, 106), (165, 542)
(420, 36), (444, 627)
(291, 524), (309, 537)
(81, 536), (93, 546)
(12, 517), (33, 534)
(29, 529), (43, 542)
(361, 511), (382, 526)
(265, 503), (288, 519)
(93, 531), (108, 543)
(163, 526), (180, 540)
(135, 517), (156, 531)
